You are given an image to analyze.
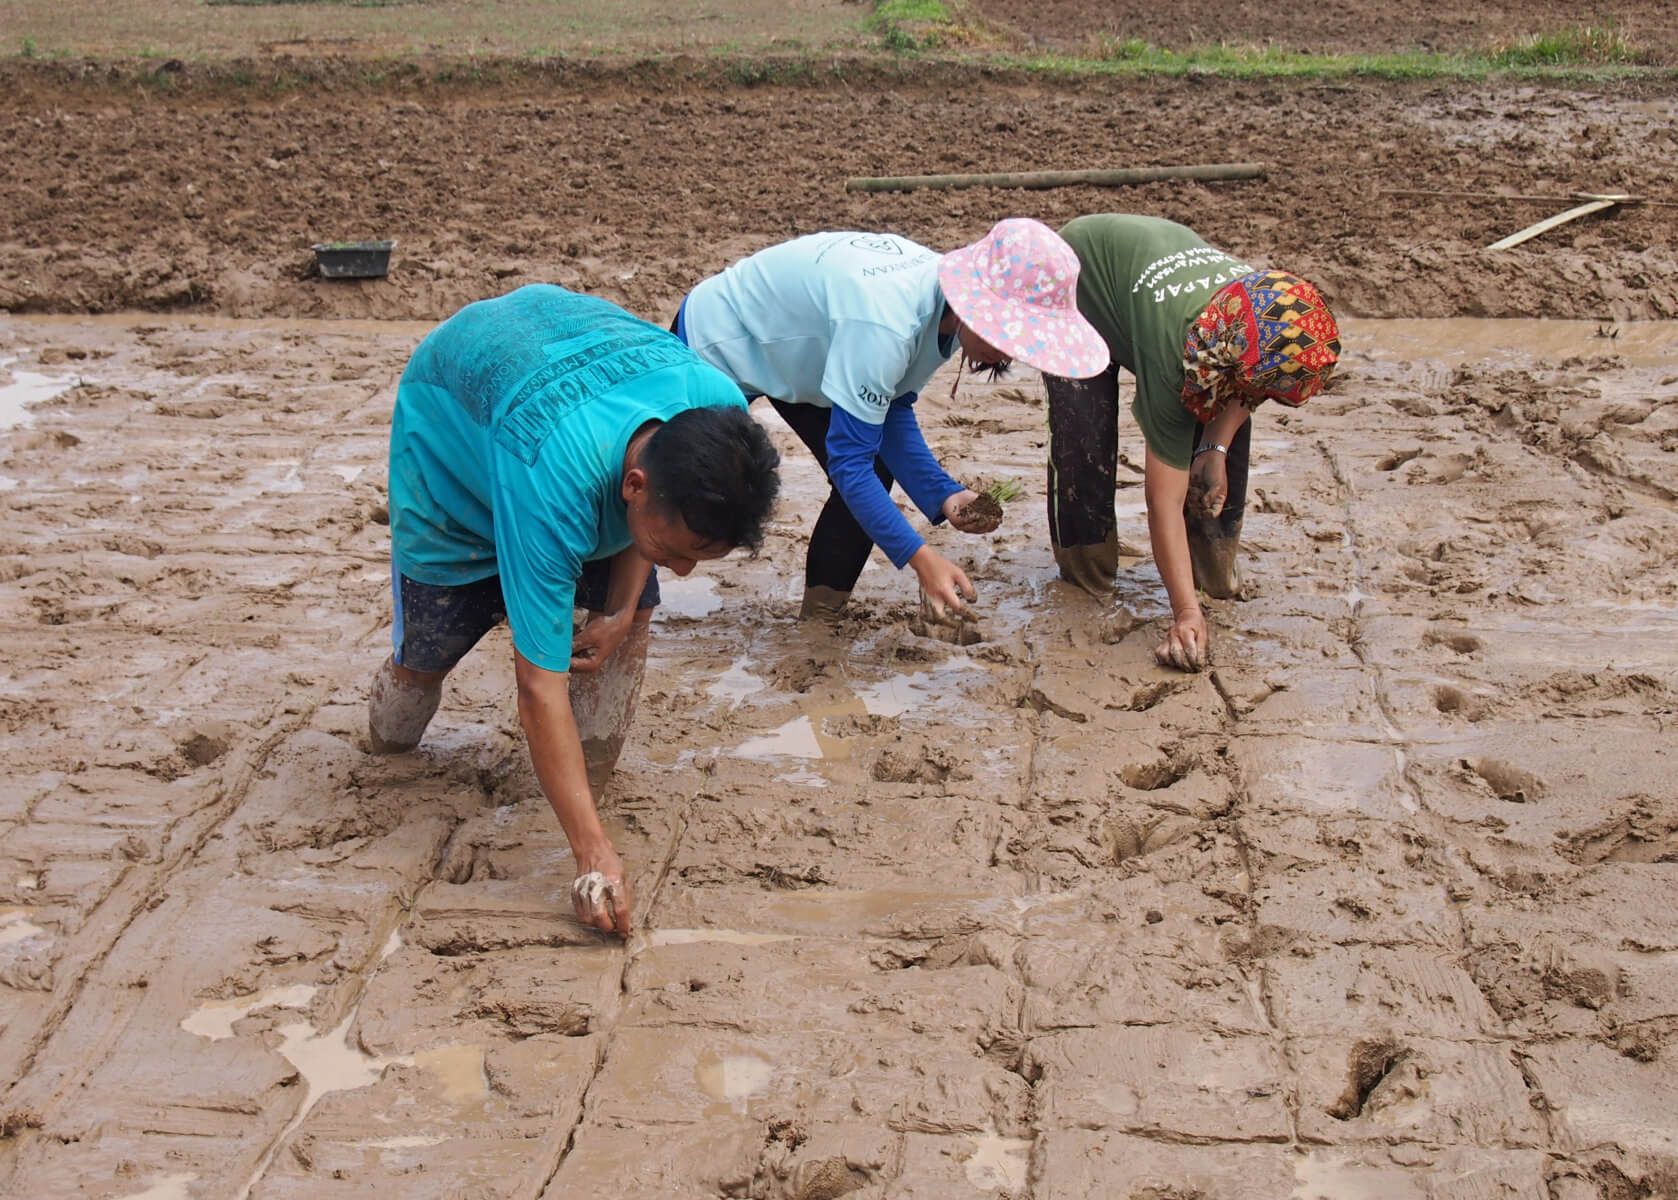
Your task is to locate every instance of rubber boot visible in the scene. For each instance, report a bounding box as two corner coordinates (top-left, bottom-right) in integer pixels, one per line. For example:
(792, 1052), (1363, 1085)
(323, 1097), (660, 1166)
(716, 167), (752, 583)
(1052, 531), (1119, 597)
(1186, 514), (1243, 600)
(569, 618), (649, 800)
(799, 585), (851, 623)
(368, 654), (442, 753)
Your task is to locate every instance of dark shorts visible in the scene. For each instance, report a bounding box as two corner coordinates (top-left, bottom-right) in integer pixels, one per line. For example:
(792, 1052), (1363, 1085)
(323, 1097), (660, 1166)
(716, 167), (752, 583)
(390, 559), (660, 673)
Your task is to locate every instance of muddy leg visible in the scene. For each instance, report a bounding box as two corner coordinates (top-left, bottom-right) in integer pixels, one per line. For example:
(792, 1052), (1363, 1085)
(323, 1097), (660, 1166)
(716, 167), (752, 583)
(1045, 365), (1121, 595)
(1184, 418), (1251, 599)
(800, 584), (852, 622)
(368, 654), (445, 752)
(569, 613), (650, 800)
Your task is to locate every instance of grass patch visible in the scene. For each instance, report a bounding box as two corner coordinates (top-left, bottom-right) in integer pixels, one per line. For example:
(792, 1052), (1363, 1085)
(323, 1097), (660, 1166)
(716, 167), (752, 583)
(1489, 25), (1648, 67)
(866, 0), (955, 53)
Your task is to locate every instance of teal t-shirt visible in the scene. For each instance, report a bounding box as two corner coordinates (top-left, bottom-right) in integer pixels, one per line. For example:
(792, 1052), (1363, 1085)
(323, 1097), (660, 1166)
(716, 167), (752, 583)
(1058, 215), (1254, 470)
(388, 285), (747, 671)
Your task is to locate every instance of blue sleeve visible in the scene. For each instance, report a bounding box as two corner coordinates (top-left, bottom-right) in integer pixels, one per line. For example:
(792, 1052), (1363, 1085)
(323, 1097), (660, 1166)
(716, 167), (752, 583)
(826, 405), (926, 569)
(874, 393), (963, 526)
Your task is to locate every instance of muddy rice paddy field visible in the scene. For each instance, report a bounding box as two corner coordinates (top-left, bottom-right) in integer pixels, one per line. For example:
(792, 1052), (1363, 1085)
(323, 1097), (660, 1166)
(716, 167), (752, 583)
(2, 2), (1677, 1197)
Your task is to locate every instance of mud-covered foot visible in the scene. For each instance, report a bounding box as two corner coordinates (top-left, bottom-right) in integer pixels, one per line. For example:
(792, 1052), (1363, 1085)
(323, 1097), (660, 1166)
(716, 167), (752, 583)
(1186, 516), (1243, 600)
(799, 585), (851, 622)
(367, 654), (442, 752)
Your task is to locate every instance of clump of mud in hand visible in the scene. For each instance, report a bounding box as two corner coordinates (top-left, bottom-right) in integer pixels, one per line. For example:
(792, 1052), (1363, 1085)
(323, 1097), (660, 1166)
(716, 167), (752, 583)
(957, 492), (1004, 527)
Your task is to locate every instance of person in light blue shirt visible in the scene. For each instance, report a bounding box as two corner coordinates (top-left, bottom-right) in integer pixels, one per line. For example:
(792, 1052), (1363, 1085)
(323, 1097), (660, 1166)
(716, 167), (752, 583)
(370, 284), (781, 938)
(673, 222), (1107, 622)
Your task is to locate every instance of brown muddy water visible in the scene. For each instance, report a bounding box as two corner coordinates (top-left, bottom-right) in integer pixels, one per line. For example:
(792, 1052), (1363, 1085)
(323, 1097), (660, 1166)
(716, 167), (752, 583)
(1, 314), (1676, 1197)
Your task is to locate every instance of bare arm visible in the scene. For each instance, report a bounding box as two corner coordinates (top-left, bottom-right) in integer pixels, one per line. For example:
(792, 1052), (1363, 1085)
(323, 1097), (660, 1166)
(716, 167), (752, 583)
(514, 650), (633, 936)
(1143, 449), (1208, 672)
(1187, 404), (1253, 519)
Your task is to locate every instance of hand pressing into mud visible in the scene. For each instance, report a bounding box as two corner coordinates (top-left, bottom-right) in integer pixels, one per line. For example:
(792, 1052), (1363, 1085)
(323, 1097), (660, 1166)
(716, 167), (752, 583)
(942, 488), (1003, 535)
(1154, 607), (1209, 673)
(571, 847), (633, 939)
(1188, 451), (1229, 520)
(908, 545), (977, 620)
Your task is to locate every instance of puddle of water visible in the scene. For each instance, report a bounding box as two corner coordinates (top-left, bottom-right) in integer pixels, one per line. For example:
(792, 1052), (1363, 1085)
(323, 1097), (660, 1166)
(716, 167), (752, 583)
(645, 928), (796, 948)
(706, 655), (762, 703)
(0, 908), (47, 948)
(412, 1044), (490, 1108)
(694, 1051), (773, 1109)
(1344, 317), (1678, 370)
(734, 711), (853, 761)
(655, 574), (722, 620)
(773, 768), (830, 788)
(733, 658), (982, 761)
(327, 464), (365, 483)
(180, 983), (318, 1041)
(1292, 1152), (1403, 1200)
(855, 655), (977, 718)
(965, 1131), (1032, 1192)
(0, 361), (76, 432)
(762, 888), (977, 927)
(116, 1174), (198, 1200)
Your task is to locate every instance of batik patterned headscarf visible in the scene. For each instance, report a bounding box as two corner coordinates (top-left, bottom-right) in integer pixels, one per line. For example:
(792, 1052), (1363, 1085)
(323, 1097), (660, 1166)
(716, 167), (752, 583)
(1181, 269), (1341, 423)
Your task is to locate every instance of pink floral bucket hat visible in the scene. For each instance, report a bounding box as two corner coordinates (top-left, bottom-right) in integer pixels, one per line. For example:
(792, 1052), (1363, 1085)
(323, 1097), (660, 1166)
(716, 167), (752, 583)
(937, 217), (1109, 379)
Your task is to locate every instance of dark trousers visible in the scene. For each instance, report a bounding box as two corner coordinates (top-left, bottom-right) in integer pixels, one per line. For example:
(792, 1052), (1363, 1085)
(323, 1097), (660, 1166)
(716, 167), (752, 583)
(767, 399), (896, 593)
(1044, 365), (1249, 552)
(669, 303), (893, 593)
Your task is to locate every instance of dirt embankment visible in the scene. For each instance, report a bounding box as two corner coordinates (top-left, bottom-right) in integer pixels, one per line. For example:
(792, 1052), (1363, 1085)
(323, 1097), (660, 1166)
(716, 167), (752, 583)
(3, 60), (1677, 326)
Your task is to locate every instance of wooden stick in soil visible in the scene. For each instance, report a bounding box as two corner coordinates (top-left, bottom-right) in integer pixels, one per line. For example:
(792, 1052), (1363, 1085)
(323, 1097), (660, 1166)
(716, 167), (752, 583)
(844, 163), (1265, 194)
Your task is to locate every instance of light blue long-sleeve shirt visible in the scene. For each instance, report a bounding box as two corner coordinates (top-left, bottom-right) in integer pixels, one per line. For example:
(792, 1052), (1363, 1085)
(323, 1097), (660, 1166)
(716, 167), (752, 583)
(680, 232), (964, 567)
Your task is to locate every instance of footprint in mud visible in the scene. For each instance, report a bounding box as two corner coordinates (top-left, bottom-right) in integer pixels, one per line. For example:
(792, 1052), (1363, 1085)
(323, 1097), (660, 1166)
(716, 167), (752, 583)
(1375, 447), (1423, 471)
(1462, 757), (1544, 803)
(1117, 752), (1190, 792)
(1557, 795), (1678, 865)
(871, 736), (970, 786)
(1104, 812), (1200, 865)
(1423, 627), (1483, 655)
(1432, 684), (1493, 722)
(1327, 1039), (1415, 1121)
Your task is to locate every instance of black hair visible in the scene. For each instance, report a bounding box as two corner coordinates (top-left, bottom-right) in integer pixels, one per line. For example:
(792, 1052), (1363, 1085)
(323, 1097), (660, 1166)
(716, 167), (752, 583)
(640, 406), (781, 553)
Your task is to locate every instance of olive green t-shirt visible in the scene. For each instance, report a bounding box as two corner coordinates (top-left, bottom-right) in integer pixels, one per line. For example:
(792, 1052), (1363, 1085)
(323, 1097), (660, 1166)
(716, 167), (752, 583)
(1058, 215), (1254, 470)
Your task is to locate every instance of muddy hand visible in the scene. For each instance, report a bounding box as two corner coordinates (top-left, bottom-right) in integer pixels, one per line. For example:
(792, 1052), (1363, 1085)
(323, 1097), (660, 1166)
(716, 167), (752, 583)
(909, 547), (976, 620)
(943, 488), (1002, 535)
(571, 864), (633, 938)
(1188, 455), (1228, 520)
(570, 609), (632, 675)
(1153, 613), (1208, 673)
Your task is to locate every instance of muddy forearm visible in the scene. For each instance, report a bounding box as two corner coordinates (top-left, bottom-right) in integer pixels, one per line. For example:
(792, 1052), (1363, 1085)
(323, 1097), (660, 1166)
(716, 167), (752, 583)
(1144, 456), (1201, 620)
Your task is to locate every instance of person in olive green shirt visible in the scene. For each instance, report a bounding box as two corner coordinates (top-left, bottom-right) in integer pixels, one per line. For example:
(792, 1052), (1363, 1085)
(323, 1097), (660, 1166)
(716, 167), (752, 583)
(1048, 214), (1341, 672)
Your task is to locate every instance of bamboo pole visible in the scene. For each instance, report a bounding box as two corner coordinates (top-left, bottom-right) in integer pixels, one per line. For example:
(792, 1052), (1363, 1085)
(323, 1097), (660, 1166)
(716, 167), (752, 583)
(844, 163), (1265, 194)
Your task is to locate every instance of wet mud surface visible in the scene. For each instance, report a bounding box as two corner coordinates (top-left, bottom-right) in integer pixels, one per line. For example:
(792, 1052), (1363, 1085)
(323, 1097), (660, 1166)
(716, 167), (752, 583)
(3, 2), (1678, 1194)
(2, 311), (1675, 1197)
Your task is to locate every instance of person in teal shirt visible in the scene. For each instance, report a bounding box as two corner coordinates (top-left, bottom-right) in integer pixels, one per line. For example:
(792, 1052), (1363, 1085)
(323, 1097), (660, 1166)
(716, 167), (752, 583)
(674, 220), (1108, 621)
(370, 284), (781, 938)
(1049, 214), (1341, 671)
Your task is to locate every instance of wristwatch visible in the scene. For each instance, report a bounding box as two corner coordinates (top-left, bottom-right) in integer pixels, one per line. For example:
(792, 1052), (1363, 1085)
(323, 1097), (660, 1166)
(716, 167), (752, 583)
(1193, 442), (1228, 458)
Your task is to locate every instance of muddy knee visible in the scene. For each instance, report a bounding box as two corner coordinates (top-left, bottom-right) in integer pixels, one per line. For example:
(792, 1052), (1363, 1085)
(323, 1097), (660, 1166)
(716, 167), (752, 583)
(368, 655), (443, 753)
